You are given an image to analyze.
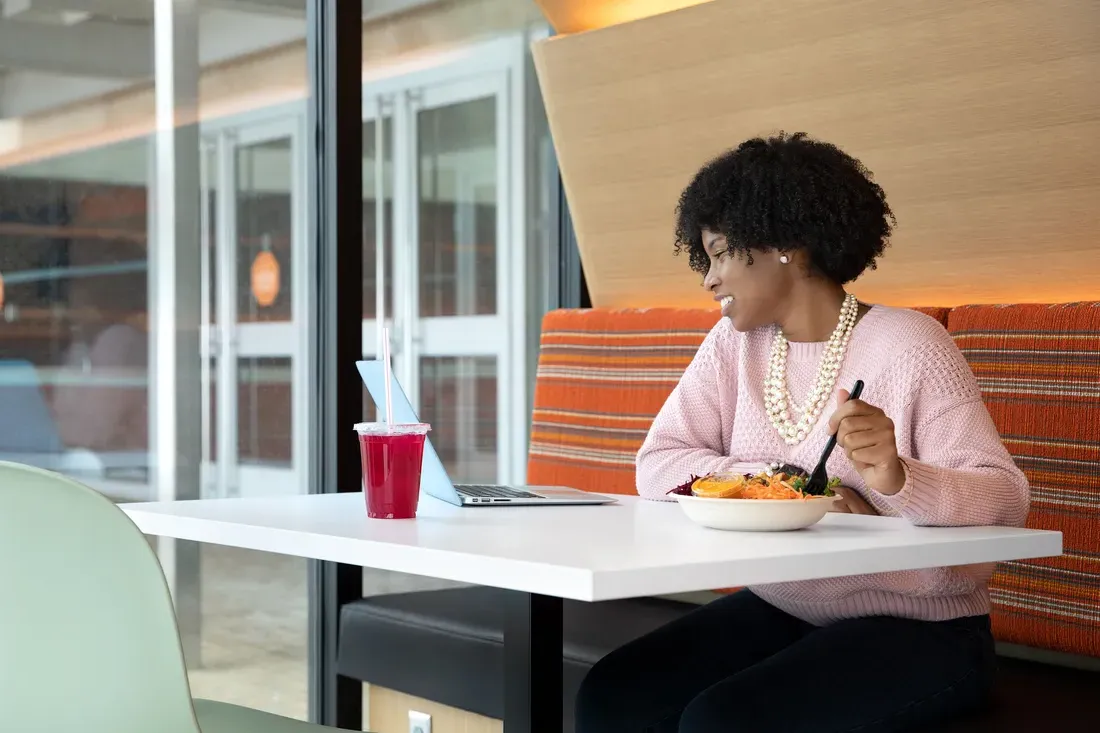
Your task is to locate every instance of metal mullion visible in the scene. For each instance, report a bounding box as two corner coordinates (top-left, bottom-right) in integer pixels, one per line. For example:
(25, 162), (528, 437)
(150, 0), (202, 668)
(199, 138), (214, 499)
(392, 89), (417, 404)
(291, 110), (310, 496)
(306, 0), (363, 728)
(215, 130), (238, 500)
(374, 95), (389, 357)
(495, 68), (514, 485)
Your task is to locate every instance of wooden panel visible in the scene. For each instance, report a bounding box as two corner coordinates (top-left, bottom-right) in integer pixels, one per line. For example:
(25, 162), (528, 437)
(369, 685), (502, 733)
(535, 0), (713, 34)
(533, 0), (1100, 307)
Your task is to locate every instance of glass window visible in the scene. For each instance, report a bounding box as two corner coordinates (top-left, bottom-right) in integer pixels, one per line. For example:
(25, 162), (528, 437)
(237, 357), (293, 468)
(418, 97), (498, 318)
(361, 90), (506, 496)
(0, 0), (308, 720)
(419, 356), (498, 484)
(0, 140), (150, 461)
(0, 0), (555, 728)
(236, 138), (294, 324)
(363, 116), (394, 320)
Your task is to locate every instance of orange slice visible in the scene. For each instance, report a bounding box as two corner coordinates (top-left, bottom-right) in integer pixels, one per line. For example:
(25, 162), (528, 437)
(691, 475), (745, 499)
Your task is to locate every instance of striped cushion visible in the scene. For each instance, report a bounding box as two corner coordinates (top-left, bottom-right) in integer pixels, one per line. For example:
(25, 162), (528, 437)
(913, 307), (951, 327)
(528, 306), (953, 496)
(949, 303), (1100, 658)
(528, 308), (719, 495)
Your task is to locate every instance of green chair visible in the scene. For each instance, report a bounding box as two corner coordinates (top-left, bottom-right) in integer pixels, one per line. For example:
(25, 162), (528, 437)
(0, 460), (361, 733)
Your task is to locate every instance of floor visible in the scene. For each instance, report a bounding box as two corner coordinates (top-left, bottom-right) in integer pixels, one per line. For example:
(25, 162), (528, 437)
(183, 544), (464, 725)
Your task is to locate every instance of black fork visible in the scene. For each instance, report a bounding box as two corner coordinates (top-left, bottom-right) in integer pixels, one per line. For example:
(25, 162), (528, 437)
(804, 380), (865, 495)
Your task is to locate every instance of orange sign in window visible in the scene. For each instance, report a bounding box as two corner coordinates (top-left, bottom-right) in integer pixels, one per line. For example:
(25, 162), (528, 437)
(251, 251), (280, 308)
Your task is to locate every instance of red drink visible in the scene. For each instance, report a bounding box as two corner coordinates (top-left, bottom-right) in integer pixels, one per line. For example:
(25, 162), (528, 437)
(355, 423), (430, 519)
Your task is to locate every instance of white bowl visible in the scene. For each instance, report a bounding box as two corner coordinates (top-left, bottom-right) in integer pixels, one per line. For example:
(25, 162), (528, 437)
(675, 493), (840, 532)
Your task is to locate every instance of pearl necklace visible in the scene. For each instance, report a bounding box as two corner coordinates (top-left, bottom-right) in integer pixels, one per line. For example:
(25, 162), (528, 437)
(764, 293), (859, 446)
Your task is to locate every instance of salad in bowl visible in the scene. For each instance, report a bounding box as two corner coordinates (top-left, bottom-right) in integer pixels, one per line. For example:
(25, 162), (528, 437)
(669, 468), (841, 532)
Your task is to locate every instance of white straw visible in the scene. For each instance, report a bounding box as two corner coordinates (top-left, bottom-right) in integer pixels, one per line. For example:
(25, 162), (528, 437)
(381, 326), (394, 425)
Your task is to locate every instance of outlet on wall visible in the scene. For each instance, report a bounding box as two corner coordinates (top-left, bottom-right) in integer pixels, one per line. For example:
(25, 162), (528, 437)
(409, 710), (431, 733)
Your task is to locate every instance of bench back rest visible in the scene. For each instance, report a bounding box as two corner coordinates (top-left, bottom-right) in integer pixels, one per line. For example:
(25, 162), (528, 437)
(527, 305), (948, 492)
(528, 308), (719, 495)
(528, 304), (1100, 659)
(948, 303), (1100, 659)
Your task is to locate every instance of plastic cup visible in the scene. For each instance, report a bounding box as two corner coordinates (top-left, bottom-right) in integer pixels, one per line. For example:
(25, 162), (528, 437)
(354, 422), (431, 519)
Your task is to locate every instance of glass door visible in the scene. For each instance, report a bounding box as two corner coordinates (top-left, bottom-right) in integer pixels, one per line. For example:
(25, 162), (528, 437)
(362, 98), (393, 365)
(412, 74), (510, 485)
(363, 70), (514, 484)
(202, 115), (307, 499)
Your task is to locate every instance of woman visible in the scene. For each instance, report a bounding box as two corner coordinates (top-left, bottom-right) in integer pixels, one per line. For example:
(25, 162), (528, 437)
(574, 133), (1029, 733)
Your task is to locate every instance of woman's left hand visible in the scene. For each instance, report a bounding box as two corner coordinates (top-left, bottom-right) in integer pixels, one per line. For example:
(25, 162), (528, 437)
(828, 388), (907, 495)
(830, 485), (878, 515)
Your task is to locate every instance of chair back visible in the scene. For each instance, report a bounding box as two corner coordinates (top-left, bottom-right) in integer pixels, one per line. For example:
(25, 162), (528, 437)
(0, 461), (200, 733)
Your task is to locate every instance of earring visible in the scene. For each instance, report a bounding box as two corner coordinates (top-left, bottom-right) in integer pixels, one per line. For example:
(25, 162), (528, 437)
(779, 254), (790, 264)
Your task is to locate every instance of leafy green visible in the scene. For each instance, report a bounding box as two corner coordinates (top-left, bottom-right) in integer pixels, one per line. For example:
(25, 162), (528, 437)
(795, 475), (842, 497)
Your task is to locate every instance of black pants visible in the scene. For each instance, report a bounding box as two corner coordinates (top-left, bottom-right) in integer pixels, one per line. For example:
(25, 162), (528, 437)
(575, 590), (996, 733)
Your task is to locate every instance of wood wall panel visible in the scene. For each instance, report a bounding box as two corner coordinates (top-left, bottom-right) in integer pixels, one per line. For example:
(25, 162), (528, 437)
(534, 0), (713, 34)
(532, 0), (1100, 308)
(369, 685), (502, 733)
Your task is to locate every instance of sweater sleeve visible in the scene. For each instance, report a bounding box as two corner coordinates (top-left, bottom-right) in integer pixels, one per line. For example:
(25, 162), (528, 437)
(871, 341), (1031, 527)
(636, 321), (761, 501)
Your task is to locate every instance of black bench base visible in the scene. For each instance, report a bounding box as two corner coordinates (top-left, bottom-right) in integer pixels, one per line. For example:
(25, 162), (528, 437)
(338, 586), (694, 730)
(337, 587), (1100, 732)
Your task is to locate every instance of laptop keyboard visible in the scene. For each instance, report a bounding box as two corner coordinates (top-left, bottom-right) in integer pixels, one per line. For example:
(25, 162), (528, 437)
(455, 484), (542, 500)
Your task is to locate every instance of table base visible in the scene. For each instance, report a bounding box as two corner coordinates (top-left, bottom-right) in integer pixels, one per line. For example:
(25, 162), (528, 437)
(505, 592), (564, 733)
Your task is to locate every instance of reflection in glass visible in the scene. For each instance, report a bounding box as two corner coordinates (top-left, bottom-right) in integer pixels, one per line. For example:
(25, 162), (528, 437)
(364, 117), (394, 320)
(237, 357), (293, 468)
(236, 138), (293, 323)
(418, 97), (497, 318)
(203, 143), (219, 325)
(419, 356), (497, 484)
(0, 139), (151, 473)
(0, 0), (308, 721)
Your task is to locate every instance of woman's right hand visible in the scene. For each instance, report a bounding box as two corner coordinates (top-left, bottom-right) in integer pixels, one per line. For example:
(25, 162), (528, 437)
(830, 486), (878, 515)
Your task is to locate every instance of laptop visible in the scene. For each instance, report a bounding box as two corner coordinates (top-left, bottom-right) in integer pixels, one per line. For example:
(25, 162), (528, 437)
(357, 360), (614, 507)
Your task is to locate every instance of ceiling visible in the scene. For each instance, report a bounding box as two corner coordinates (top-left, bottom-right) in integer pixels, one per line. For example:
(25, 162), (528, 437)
(0, 0), (440, 118)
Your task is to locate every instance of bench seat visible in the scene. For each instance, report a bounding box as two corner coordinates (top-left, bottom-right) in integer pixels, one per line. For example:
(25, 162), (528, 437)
(338, 586), (1100, 732)
(337, 587), (695, 729)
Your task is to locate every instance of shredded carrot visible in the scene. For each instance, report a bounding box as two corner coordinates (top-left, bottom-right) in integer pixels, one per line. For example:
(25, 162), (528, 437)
(692, 471), (810, 500)
(738, 472), (805, 500)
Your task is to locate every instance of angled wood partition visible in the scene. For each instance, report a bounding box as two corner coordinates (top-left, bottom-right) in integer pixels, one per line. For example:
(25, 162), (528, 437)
(535, 0), (713, 34)
(533, 0), (1100, 308)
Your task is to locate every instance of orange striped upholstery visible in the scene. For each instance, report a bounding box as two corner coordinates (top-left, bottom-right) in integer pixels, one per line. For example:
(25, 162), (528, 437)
(528, 308), (720, 495)
(914, 307), (951, 327)
(528, 306), (952, 495)
(949, 303), (1100, 658)
(526, 304), (1097, 656)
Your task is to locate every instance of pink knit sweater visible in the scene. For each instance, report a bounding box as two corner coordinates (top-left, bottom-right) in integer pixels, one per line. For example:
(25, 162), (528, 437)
(637, 305), (1030, 625)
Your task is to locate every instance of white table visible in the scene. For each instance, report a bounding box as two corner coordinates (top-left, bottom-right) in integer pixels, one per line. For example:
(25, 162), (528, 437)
(123, 493), (1062, 732)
